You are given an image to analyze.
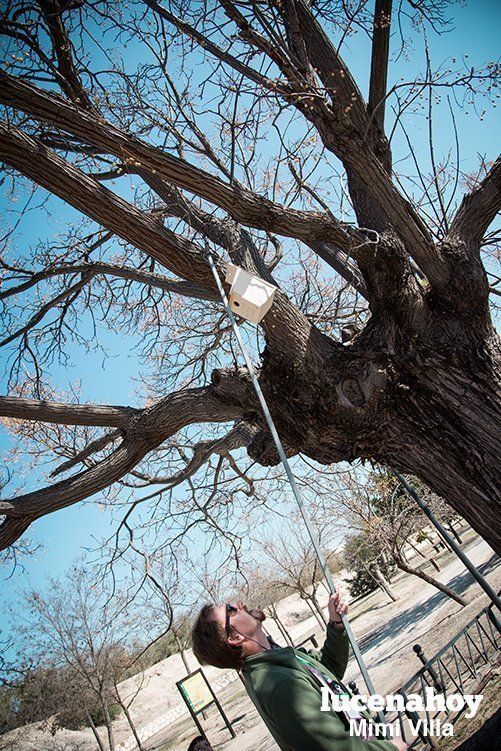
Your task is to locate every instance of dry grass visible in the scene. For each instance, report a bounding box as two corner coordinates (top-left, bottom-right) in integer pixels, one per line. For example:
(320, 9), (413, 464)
(436, 669), (500, 750)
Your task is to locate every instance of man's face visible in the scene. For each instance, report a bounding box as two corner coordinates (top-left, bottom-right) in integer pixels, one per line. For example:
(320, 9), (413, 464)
(210, 599), (265, 640)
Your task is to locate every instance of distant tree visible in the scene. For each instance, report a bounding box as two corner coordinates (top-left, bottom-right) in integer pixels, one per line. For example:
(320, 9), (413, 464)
(369, 471), (446, 571)
(8, 566), (162, 751)
(258, 511), (341, 627)
(240, 566), (295, 646)
(337, 470), (467, 605)
(0, 655), (121, 747)
(168, 615), (192, 675)
(343, 531), (397, 602)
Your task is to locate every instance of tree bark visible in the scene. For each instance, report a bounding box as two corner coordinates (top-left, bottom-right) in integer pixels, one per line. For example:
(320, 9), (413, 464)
(382, 339), (501, 555)
(0, 396), (136, 427)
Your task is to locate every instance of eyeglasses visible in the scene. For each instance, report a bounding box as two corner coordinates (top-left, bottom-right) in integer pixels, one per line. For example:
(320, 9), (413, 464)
(225, 603), (238, 637)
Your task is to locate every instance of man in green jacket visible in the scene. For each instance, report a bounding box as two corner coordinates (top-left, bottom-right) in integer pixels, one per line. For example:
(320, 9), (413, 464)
(192, 592), (406, 751)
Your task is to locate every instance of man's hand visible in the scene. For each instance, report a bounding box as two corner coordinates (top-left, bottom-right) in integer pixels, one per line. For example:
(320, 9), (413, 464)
(328, 588), (348, 624)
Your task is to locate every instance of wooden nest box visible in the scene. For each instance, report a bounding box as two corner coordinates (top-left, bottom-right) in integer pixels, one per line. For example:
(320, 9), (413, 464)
(225, 264), (277, 324)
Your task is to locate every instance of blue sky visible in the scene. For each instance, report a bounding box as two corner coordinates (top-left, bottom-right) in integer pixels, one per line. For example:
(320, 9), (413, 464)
(1, 0), (500, 643)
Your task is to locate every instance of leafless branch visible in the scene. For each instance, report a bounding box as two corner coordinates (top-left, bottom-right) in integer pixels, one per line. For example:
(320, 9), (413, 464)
(0, 395), (136, 428)
(449, 156), (501, 247)
(0, 383), (251, 549)
(0, 71), (356, 249)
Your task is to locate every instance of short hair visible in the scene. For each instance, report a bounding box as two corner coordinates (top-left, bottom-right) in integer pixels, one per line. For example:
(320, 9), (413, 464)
(191, 603), (245, 670)
(187, 736), (208, 751)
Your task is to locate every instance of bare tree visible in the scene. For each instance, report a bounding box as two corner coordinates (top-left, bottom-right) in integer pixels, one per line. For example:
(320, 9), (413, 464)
(0, 0), (499, 559)
(240, 566), (295, 645)
(1, 662), (114, 750)
(339, 470), (467, 605)
(343, 532), (398, 603)
(10, 566), (166, 751)
(258, 510), (341, 626)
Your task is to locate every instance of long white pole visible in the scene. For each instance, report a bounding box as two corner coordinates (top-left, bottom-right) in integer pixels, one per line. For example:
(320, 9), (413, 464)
(204, 251), (384, 719)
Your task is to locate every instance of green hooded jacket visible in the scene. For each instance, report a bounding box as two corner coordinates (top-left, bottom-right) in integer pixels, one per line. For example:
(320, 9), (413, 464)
(241, 624), (398, 751)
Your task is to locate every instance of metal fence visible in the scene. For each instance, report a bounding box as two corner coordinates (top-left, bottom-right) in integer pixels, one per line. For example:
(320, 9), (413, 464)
(385, 603), (500, 749)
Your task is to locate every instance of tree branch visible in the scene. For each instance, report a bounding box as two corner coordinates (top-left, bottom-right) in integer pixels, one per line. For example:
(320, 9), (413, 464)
(0, 384), (248, 550)
(0, 270), (94, 347)
(368, 0), (393, 133)
(37, 0), (95, 111)
(142, 173), (274, 281)
(0, 121), (215, 290)
(130, 422), (258, 488)
(50, 429), (122, 477)
(449, 157), (501, 248)
(308, 241), (368, 298)
(0, 71), (355, 249)
(0, 261), (218, 303)
(291, 0), (368, 132)
(218, 0), (304, 83)
(0, 122), (322, 357)
(0, 395), (137, 428)
(148, 6), (446, 290)
(143, 0), (277, 91)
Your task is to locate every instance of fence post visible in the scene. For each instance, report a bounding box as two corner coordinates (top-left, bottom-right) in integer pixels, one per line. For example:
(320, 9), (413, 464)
(413, 644), (445, 693)
(348, 680), (361, 695)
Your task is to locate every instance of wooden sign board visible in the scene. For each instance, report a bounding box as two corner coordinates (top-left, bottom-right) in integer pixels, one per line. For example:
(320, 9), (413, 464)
(176, 669), (235, 742)
(178, 670), (214, 713)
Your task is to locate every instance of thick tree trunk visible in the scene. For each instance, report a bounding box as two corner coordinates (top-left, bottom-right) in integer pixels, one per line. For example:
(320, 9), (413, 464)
(0, 3), (499, 565)
(376, 336), (501, 555)
(257, 316), (500, 555)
